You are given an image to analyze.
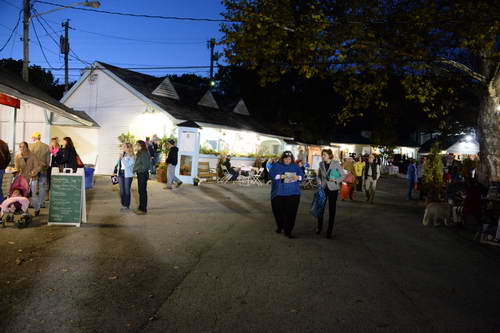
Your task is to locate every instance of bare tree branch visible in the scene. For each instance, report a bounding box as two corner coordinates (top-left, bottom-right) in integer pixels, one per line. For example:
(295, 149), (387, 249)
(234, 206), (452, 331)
(438, 58), (486, 83)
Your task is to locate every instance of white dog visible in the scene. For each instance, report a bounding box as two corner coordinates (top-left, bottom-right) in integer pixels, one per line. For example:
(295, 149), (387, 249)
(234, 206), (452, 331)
(423, 202), (450, 226)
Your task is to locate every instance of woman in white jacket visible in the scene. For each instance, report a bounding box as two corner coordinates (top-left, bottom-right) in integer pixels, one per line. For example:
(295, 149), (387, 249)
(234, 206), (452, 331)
(113, 143), (135, 212)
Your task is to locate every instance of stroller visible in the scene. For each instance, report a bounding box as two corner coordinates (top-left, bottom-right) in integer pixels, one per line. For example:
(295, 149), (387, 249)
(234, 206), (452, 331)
(0, 175), (33, 228)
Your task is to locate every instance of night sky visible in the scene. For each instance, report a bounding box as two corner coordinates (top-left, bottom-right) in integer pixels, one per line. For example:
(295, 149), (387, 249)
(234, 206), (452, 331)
(0, 0), (225, 81)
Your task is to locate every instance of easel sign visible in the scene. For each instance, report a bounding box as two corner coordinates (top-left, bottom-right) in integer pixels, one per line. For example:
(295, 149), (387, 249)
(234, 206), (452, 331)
(48, 168), (87, 227)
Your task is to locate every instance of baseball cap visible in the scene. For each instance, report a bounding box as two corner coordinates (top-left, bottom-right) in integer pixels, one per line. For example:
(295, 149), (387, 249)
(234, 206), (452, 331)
(32, 132), (41, 139)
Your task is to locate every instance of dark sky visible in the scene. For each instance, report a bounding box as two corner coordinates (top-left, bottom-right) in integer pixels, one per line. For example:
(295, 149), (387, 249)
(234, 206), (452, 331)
(0, 0), (225, 81)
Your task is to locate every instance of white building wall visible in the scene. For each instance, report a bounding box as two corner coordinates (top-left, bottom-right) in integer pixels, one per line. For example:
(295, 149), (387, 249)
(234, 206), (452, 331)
(60, 69), (176, 174)
(0, 101), (50, 152)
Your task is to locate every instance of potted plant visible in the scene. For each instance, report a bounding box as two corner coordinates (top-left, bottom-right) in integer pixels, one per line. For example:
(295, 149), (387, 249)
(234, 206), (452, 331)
(118, 132), (136, 146)
(156, 163), (168, 183)
(423, 143), (446, 203)
(193, 177), (200, 186)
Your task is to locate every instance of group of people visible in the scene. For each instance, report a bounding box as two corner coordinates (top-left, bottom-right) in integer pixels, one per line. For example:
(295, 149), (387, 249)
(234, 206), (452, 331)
(113, 138), (182, 215)
(269, 150), (382, 239)
(0, 133), (80, 217)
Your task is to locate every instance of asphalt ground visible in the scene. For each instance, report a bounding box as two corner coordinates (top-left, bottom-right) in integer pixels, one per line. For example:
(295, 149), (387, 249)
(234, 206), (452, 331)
(1, 176), (499, 332)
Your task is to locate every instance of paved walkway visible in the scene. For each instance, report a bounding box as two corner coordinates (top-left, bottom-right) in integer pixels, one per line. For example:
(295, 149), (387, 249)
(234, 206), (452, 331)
(0, 177), (499, 332)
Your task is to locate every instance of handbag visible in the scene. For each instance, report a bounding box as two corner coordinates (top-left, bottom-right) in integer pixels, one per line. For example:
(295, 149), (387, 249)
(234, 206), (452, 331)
(110, 175), (119, 185)
(310, 186), (327, 218)
(345, 172), (356, 184)
(76, 155), (84, 168)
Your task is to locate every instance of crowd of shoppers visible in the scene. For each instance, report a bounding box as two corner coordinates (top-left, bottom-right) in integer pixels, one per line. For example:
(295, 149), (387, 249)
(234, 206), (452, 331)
(0, 133), (82, 218)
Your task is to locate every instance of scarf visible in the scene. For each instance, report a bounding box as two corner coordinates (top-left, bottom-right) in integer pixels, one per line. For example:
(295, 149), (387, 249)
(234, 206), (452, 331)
(50, 145), (60, 156)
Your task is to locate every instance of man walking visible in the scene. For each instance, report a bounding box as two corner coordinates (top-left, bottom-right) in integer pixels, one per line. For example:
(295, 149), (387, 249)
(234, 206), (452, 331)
(407, 159), (418, 200)
(164, 139), (182, 189)
(29, 132), (50, 208)
(0, 139), (11, 203)
(362, 154), (380, 204)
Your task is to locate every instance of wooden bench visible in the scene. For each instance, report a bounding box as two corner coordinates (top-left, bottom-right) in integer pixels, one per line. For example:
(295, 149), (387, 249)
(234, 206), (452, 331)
(198, 162), (217, 181)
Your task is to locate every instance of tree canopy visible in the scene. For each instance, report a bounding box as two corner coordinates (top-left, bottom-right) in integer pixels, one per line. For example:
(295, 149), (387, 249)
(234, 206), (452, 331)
(0, 58), (71, 100)
(220, 0), (500, 181)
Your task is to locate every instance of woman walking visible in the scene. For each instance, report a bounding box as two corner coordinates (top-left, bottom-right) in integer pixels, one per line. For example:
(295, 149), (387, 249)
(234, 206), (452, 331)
(47, 137), (63, 189)
(269, 151), (304, 238)
(317, 149), (344, 239)
(60, 137), (78, 172)
(113, 143), (135, 212)
(14, 142), (43, 216)
(133, 140), (151, 215)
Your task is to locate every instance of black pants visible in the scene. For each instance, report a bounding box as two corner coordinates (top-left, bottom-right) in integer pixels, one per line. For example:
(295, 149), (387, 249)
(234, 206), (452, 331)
(271, 195), (300, 235)
(137, 171), (149, 212)
(318, 188), (339, 236)
(356, 176), (363, 192)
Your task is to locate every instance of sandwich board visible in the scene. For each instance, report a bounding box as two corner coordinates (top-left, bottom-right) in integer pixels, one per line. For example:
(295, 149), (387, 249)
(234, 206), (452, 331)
(48, 168), (86, 227)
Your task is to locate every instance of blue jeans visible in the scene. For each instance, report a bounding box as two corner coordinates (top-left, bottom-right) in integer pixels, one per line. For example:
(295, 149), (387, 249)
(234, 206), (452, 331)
(37, 173), (47, 204)
(30, 175), (46, 211)
(167, 164), (181, 187)
(0, 169), (4, 203)
(136, 172), (148, 212)
(119, 174), (133, 208)
(407, 179), (415, 200)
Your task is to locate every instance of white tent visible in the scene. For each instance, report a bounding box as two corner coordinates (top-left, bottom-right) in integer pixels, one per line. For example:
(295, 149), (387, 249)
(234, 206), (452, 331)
(446, 139), (479, 155)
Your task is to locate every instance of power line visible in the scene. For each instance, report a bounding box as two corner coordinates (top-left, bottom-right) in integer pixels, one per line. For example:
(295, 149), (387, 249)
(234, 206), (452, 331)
(32, 17), (63, 69)
(36, 1), (229, 22)
(70, 26), (206, 45)
(32, 9), (91, 66)
(41, 65), (216, 70)
(0, 9), (22, 52)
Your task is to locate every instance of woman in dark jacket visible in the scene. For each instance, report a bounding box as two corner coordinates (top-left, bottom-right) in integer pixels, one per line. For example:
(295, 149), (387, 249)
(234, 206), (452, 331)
(133, 140), (151, 215)
(47, 137), (63, 189)
(60, 137), (78, 172)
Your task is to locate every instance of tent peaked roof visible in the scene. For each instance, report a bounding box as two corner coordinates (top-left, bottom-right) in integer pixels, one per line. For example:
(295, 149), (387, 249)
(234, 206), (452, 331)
(152, 77), (179, 100)
(0, 69), (97, 127)
(86, 62), (289, 138)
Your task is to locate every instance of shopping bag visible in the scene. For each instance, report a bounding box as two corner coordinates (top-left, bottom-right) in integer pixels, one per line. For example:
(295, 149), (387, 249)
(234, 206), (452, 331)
(340, 182), (350, 200)
(310, 186), (326, 218)
(344, 172), (356, 184)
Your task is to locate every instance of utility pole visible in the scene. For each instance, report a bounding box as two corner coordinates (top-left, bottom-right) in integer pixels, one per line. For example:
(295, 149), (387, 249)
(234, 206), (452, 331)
(61, 20), (70, 91)
(22, 0), (30, 82)
(208, 38), (216, 84)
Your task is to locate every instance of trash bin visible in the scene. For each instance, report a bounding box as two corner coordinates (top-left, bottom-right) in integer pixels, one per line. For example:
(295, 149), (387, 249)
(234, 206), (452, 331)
(84, 167), (95, 190)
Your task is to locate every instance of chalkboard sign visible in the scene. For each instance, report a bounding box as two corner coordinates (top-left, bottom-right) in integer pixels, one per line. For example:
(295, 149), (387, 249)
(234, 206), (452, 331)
(48, 172), (84, 226)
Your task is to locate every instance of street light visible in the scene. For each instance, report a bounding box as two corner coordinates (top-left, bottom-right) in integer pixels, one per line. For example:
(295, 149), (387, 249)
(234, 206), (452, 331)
(23, 0), (101, 82)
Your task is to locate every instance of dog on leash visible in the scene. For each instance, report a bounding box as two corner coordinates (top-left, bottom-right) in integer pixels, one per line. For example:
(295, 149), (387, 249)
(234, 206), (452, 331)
(423, 202), (449, 226)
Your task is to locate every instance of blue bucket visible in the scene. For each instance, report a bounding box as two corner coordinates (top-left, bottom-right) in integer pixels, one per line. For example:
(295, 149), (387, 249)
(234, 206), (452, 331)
(84, 167), (95, 189)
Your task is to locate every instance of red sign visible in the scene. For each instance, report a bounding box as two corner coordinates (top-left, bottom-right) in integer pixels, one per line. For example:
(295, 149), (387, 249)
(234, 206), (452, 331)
(0, 93), (21, 108)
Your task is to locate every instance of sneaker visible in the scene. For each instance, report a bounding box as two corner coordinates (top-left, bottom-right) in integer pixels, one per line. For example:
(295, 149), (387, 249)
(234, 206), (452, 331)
(163, 186), (173, 190)
(120, 207), (129, 212)
(175, 181), (183, 188)
(133, 209), (147, 215)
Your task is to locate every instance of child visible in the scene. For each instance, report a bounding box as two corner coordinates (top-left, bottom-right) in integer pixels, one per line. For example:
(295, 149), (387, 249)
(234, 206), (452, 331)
(0, 189), (30, 215)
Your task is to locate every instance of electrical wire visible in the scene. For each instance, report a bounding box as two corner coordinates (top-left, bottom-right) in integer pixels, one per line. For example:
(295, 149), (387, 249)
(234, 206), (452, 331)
(32, 18), (63, 69)
(36, 1), (229, 22)
(32, 9), (92, 66)
(0, 9), (22, 52)
(70, 27), (206, 45)
(41, 65), (216, 70)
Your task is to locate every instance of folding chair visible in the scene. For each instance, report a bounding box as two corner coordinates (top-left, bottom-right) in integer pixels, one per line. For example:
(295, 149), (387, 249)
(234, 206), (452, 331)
(237, 167), (252, 186)
(250, 168), (264, 186)
(217, 165), (232, 184)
